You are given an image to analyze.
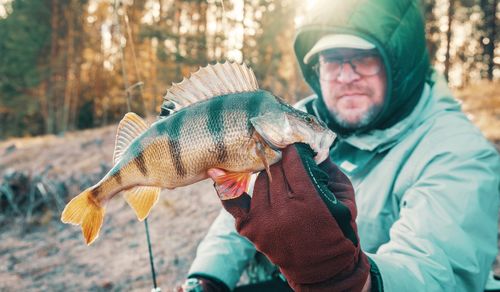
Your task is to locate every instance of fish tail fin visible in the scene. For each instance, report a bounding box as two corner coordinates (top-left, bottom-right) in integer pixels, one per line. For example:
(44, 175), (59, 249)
(123, 186), (161, 221)
(61, 189), (105, 245)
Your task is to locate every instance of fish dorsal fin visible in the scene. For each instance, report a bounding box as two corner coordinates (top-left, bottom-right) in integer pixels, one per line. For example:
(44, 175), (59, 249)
(113, 112), (149, 165)
(162, 61), (259, 111)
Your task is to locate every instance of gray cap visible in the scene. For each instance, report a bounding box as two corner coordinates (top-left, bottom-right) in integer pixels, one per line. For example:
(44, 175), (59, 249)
(303, 34), (375, 64)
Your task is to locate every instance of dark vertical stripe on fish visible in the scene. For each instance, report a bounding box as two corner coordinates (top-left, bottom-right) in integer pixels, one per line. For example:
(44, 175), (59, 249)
(168, 138), (186, 177)
(207, 97), (228, 163)
(90, 186), (100, 199)
(246, 91), (264, 130)
(135, 151), (148, 176)
(160, 110), (187, 177)
(111, 170), (122, 185)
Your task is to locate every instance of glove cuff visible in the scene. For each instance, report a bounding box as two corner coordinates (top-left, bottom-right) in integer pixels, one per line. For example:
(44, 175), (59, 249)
(367, 256), (384, 292)
(288, 252), (371, 292)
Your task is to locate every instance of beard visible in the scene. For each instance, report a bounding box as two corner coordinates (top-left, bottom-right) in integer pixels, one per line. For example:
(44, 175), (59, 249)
(323, 82), (384, 130)
(328, 102), (383, 130)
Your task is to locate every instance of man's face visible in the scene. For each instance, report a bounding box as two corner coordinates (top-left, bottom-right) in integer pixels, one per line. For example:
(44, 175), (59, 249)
(317, 48), (387, 130)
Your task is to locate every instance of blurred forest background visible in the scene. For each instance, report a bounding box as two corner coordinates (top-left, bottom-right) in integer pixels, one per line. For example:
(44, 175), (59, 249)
(0, 0), (498, 139)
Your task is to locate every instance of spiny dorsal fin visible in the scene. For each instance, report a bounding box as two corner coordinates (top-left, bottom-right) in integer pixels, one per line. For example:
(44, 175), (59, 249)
(162, 61), (259, 112)
(113, 112), (149, 165)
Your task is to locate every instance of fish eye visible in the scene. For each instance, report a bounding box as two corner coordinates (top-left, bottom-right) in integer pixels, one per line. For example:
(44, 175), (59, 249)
(305, 116), (313, 123)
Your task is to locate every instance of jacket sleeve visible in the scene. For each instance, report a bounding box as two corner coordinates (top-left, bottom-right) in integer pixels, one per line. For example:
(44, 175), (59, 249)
(367, 134), (500, 291)
(188, 208), (257, 289)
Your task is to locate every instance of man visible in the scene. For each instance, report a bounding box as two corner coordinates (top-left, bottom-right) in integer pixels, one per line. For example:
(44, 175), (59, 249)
(179, 0), (500, 291)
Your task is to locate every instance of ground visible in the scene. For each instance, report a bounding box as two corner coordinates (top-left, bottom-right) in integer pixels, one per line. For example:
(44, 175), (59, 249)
(0, 125), (222, 291)
(1, 82), (499, 291)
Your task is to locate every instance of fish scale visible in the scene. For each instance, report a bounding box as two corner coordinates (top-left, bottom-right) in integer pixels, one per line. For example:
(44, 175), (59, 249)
(60, 61), (335, 245)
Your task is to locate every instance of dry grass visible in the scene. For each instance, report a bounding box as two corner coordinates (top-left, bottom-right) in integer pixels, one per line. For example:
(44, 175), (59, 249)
(455, 81), (500, 142)
(0, 122), (221, 291)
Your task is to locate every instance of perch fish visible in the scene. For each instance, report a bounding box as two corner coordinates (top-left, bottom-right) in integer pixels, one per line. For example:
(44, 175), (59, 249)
(61, 62), (336, 245)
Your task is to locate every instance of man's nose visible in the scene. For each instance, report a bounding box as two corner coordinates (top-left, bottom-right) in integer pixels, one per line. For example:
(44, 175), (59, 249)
(336, 62), (361, 83)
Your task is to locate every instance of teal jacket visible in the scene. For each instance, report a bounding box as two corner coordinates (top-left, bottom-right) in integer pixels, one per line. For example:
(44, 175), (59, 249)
(188, 73), (500, 291)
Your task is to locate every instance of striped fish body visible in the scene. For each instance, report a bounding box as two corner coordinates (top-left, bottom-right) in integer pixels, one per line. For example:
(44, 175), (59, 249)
(103, 90), (282, 195)
(61, 62), (335, 245)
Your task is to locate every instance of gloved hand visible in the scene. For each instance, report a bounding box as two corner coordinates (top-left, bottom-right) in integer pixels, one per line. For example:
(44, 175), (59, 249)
(208, 143), (370, 291)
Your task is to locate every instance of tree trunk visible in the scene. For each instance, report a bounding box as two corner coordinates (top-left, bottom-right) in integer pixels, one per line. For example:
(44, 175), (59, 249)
(173, 1), (181, 78)
(62, 0), (75, 133)
(46, 0), (59, 134)
(479, 0), (495, 80)
(197, 1), (208, 64)
(150, 39), (159, 114)
(124, 3), (146, 115)
(444, 0), (454, 82)
(486, 0), (496, 80)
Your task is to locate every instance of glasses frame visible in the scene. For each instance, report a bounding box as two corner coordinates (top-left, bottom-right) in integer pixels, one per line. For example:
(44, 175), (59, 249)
(313, 52), (382, 81)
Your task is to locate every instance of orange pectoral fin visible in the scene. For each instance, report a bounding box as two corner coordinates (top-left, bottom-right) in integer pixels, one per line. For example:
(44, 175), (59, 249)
(212, 171), (252, 200)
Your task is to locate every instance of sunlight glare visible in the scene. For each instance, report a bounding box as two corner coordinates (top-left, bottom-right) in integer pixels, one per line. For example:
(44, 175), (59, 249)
(88, 0), (98, 14)
(0, 0), (12, 18)
(306, 0), (318, 11)
(0, 5), (6, 18)
(142, 0), (160, 25)
(227, 49), (243, 63)
(294, 0), (317, 27)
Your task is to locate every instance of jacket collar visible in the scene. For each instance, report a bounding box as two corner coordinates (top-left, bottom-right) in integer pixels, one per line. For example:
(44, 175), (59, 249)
(336, 72), (460, 153)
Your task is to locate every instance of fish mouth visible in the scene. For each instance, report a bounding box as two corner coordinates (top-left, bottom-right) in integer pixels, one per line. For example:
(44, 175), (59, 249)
(313, 129), (336, 163)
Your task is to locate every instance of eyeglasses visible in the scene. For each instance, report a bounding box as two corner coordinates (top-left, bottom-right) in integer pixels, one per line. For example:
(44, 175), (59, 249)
(314, 53), (383, 81)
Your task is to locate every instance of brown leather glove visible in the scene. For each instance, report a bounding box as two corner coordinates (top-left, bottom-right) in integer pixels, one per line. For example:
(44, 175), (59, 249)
(210, 143), (370, 291)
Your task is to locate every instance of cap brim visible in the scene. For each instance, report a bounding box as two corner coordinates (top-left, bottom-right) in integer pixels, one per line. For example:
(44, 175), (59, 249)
(303, 34), (375, 64)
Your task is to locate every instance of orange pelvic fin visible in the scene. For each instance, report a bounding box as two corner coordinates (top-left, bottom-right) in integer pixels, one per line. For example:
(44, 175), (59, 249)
(212, 171), (252, 200)
(61, 188), (105, 245)
(123, 186), (161, 221)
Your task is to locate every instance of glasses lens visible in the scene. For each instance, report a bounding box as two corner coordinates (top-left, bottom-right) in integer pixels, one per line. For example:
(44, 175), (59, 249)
(317, 53), (381, 81)
(351, 55), (381, 76)
(317, 61), (342, 81)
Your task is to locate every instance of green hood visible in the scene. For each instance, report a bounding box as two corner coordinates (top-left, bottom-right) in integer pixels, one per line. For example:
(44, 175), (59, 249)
(294, 0), (431, 135)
